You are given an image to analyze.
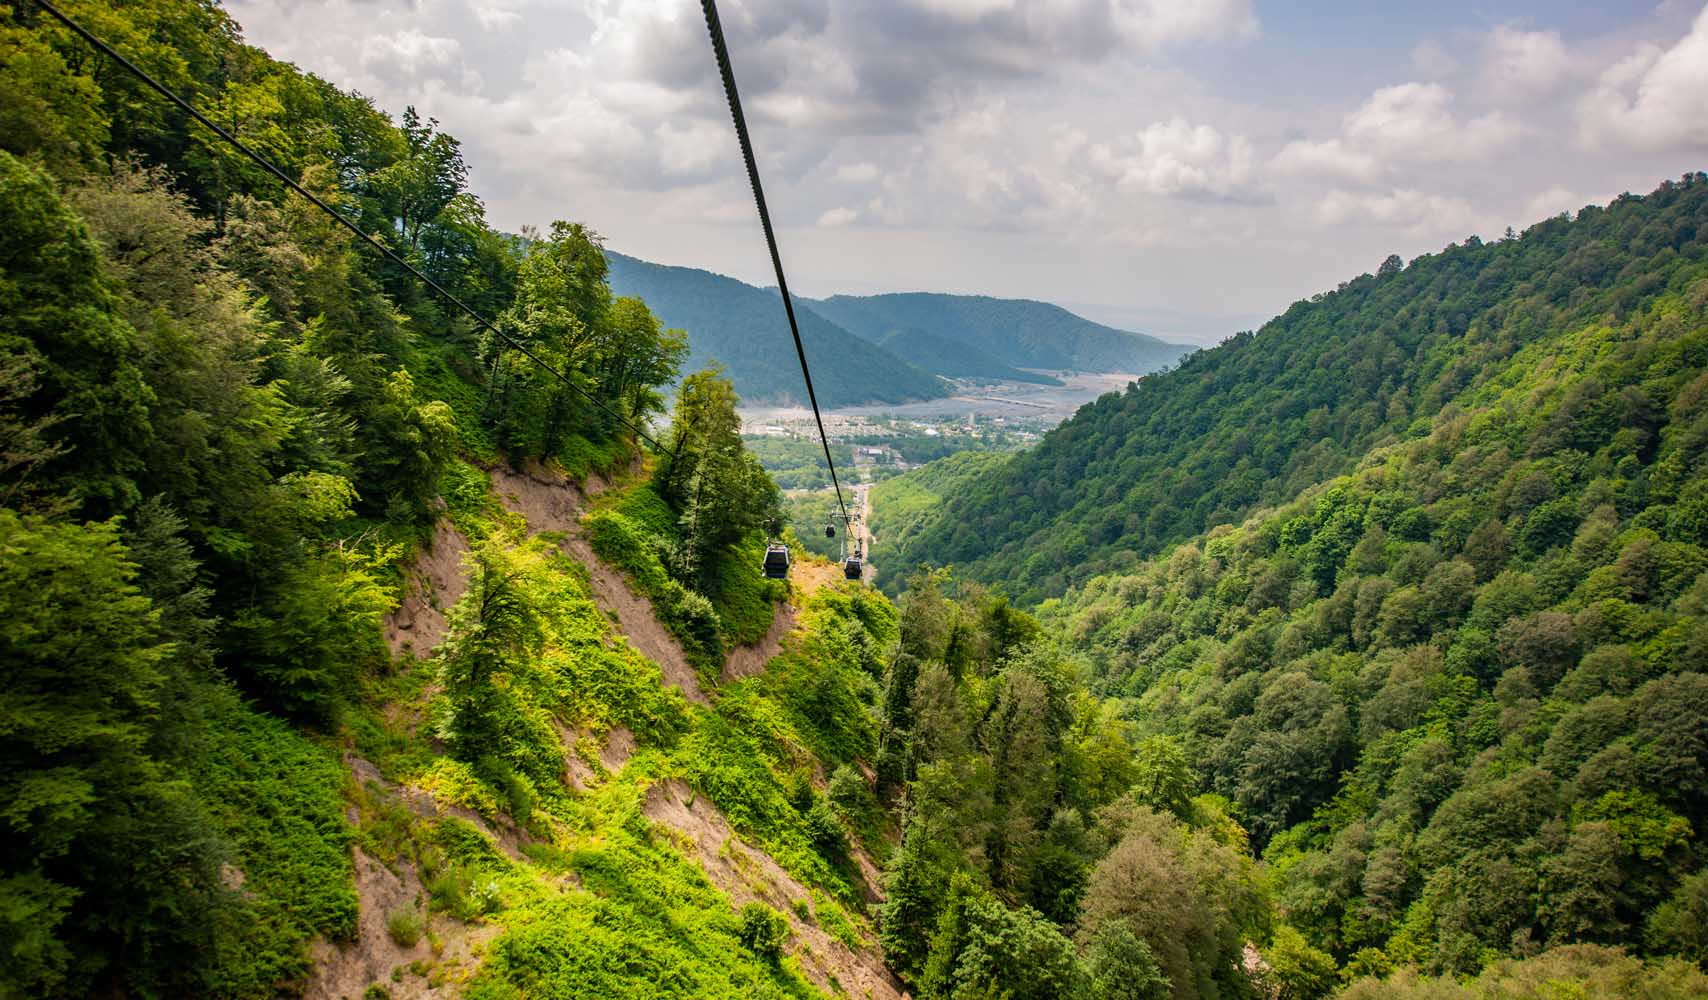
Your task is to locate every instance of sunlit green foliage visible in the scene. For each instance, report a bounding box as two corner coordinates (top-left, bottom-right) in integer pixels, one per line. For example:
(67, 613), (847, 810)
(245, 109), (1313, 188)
(1036, 188), (1708, 979)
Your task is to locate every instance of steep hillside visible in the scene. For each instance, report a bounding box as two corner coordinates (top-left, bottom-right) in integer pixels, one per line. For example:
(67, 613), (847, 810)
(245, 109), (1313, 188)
(884, 176), (1708, 602)
(604, 252), (948, 406)
(1041, 224), (1708, 975)
(810, 292), (1189, 373)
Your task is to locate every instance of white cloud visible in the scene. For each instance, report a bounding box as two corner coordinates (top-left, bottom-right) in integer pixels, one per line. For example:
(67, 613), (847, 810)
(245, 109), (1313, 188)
(1523, 186), (1581, 222)
(653, 120), (730, 178)
(361, 29), (463, 80)
(1271, 138), (1380, 183)
(1482, 26), (1572, 99)
(1086, 118), (1260, 202)
(1269, 82), (1518, 184)
(1109, 0), (1260, 51)
(472, 5), (521, 31)
(1579, 4), (1708, 152)
(1316, 187), (1481, 234)
(817, 206), (860, 227)
(1343, 83), (1518, 162)
(904, 0), (1014, 19)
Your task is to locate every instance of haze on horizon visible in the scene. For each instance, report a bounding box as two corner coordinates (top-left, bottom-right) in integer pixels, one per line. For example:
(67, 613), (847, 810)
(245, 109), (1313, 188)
(228, 0), (1708, 345)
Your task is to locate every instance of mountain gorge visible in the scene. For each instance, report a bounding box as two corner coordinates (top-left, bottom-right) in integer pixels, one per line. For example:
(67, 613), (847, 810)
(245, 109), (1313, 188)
(4, 2), (1707, 1000)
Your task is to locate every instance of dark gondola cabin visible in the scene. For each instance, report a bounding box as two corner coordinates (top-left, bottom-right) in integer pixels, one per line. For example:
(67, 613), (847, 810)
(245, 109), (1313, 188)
(843, 557), (863, 580)
(762, 543), (792, 580)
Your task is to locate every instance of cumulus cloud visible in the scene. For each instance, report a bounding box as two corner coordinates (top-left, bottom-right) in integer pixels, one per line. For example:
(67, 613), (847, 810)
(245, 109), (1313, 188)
(1343, 83), (1518, 162)
(1524, 186), (1582, 222)
(1271, 81), (1519, 187)
(1482, 26), (1572, 99)
(1272, 138), (1380, 183)
(1085, 118), (1262, 202)
(1316, 187), (1481, 234)
(898, 0), (1257, 56)
(225, 0), (1697, 320)
(361, 30), (464, 80)
(1579, 4), (1708, 152)
(472, 4), (521, 31)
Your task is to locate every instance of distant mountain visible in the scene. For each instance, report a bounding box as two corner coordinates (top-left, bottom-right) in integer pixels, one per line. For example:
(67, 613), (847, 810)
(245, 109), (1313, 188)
(807, 295), (1059, 384)
(809, 292), (1189, 373)
(604, 252), (948, 407)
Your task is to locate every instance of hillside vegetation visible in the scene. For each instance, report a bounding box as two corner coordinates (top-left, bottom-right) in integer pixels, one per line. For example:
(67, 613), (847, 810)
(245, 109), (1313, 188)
(603, 252), (948, 407)
(881, 178), (1708, 602)
(0, 2), (886, 995)
(811, 291), (1188, 374)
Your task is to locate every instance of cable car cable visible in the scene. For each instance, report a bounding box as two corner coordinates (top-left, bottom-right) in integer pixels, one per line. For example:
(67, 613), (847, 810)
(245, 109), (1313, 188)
(30, 0), (675, 457)
(698, 0), (851, 530)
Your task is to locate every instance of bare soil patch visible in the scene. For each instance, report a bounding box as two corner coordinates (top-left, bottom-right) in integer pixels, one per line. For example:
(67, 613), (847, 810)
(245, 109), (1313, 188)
(722, 600), (795, 683)
(643, 779), (904, 1000)
(488, 461), (588, 535)
(308, 759), (505, 1000)
(384, 519), (472, 662)
(488, 462), (707, 704)
(562, 533), (707, 704)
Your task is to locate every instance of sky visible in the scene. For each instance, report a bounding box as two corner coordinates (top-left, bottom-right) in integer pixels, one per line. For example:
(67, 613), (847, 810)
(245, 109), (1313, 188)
(225, 0), (1708, 345)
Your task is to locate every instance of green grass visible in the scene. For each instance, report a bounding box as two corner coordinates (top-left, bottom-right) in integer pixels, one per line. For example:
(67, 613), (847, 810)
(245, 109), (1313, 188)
(183, 684), (357, 996)
(704, 535), (788, 646)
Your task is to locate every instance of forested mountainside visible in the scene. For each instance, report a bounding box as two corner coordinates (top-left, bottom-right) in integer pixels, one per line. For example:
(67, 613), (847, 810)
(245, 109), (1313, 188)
(811, 291), (1190, 373)
(603, 252), (948, 406)
(871, 171), (1708, 987)
(798, 296), (1060, 384)
(879, 176), (1708, 603)
(868, 323), (1062, 386)
(1040, 256), (1708, 971)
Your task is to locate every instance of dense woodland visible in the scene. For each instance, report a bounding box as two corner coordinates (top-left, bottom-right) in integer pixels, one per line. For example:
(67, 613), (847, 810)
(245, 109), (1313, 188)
(881, 179), (1708, 602)
(868, 172), (1708, 994)
(0, 1), (785, 994)
(3, 2), (1706, 1000)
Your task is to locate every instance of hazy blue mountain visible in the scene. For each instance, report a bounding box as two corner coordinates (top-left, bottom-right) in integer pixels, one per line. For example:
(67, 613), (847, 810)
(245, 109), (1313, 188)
(604, 252), (948, 407)
(797, 294), (1056, 384)
(809, 292), (1190, 373)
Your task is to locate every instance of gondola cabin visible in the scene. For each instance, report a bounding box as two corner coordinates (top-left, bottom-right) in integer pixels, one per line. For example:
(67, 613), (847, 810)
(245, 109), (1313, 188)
(843, 556), (863, 580)
(762, 543), (792, 580)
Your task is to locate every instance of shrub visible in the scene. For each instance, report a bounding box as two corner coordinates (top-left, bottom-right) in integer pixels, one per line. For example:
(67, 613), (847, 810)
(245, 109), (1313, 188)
(805, 799), (849, 865)
(386, 906), (424, 948)
(736, 903), (788, 962)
